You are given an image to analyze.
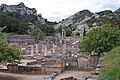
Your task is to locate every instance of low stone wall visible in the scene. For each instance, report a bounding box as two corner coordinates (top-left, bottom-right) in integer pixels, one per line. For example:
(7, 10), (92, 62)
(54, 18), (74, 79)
(89, 55), (99, 67)
(0, 69), (8, 72)
(66, 51), (99, 71)
(7, 64), (46, 74)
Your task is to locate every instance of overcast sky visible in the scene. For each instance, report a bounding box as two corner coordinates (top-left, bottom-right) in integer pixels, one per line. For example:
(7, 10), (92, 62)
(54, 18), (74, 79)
(0, 0), (120, 22)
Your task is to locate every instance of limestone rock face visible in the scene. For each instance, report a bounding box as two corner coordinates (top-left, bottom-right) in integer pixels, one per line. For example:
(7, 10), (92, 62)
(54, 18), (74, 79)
(54, 10), (92, 34)
(114, 8), (120, 14)
(54, 8), (120, 35)
(0, 2), (46, 24)
(1, 2), (37, 16)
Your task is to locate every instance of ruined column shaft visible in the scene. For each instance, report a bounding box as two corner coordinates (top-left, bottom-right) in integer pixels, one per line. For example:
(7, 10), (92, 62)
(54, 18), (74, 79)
(44, 44), (47, 56)
(52, 44), (55, 54)
(31, 45), (34, 56)
(35, 44), (38, 54)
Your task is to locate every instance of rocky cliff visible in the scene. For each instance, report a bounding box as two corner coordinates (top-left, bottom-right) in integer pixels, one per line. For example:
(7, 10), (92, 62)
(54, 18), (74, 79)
(0, 2), (57, 34)
(54, 9), (120, 36)
(0, 2), (46, 24)
(54, 10), (93, 35)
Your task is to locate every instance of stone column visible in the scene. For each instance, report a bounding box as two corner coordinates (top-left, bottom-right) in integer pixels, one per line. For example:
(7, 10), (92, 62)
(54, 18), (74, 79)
(31, 45), (34, 56)
(52, 44), (55, 54)
(20, 45), (22, 51)
(42, 44), (44, 53)
(35, 44), (38, 54)
(44, 44), (47, 56)
(63, 39), (66, 53)
(63, 44), (66, 53)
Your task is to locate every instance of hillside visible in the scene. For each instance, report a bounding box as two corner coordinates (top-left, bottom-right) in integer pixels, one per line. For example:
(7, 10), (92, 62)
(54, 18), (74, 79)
(54, 9), (120, 36)
(0, 2), (56, 34)
(1, 2), (120, 36)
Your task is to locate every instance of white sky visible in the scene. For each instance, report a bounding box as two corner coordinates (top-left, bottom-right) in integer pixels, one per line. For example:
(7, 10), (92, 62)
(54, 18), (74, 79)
(0, 0), (120, 22)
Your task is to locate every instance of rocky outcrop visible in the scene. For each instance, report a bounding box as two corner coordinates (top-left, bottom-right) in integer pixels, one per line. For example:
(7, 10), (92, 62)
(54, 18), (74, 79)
(54, 10), (92, 34)
(114, 8), (120, 14)
(1, 2), (37, 15)
(0, 2), (46, 24)
(54, 8), (120, 36)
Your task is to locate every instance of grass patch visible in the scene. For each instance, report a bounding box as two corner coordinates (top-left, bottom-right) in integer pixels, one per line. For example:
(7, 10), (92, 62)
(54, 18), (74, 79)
(100, 47), (120, 80)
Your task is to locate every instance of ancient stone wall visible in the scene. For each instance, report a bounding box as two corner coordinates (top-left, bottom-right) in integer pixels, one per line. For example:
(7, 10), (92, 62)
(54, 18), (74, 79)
(65, 51), (99, 71)
(7, 64), (46, 74)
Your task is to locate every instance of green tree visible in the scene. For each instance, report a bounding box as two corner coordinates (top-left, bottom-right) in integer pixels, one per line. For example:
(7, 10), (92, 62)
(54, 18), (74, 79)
(0, 41), (22, 63)
(41, 24), (55, 36)
(0, 27), (4, 43)
(79, 27), (120, 55)
(0, 12), (30, 34)
(64, 28), (72, 37)
(0, 29), (22, 63)
(0, 27), (3, 37)
(56, 27), (72, 37)
(31, 28), (45, 43)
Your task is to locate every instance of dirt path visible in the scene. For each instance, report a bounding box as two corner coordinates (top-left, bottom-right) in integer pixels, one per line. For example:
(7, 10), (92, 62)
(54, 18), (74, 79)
(0, 71), (90, 80)
(0, 72), (48, 80)
(54, 71), (90, 80)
